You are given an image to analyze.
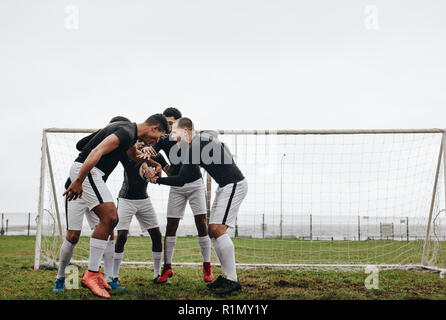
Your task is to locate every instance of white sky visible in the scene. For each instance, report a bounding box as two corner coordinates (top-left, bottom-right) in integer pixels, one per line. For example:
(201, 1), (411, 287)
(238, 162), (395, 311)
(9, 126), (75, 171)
(1, 0), (446, 212)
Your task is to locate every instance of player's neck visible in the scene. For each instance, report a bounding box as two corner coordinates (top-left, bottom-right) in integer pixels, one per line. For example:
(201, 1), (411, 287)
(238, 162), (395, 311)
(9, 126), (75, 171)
(136, 123), (149, 137)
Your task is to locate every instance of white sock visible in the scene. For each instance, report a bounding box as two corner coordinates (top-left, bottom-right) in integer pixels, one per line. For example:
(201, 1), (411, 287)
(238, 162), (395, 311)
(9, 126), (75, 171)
(56, 240), (76, 278)
(152, 251), (162, 277)
(113, 252), (124, 279)
(102, 240), (114, 281)
(198, 235), (211, 263)
(88, 238), (108, 272)
(213, 234), (237, 282)
(164, 236), (176, 264)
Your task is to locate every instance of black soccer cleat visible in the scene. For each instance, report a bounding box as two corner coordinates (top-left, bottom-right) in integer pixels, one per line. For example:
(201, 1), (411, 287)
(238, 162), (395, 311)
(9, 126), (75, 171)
(213, 277), (242, 296)
(206, 275), (225, 290)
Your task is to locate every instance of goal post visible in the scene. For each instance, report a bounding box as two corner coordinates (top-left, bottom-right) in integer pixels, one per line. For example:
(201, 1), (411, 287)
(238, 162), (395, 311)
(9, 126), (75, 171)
(34, 128), (446, 271)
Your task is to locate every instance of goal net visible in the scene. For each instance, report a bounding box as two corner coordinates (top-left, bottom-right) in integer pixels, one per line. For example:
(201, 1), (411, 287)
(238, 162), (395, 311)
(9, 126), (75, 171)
(34, 128), (446, 271)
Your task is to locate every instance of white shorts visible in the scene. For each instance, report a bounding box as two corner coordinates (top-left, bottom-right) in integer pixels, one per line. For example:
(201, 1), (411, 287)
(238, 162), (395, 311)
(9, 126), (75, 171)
(65, 197), (99, 231)
(166, 178), (207, 219)
(209, 179), (248, 228)
(116, 197), (159, 231)
(69, 162), (115, 211)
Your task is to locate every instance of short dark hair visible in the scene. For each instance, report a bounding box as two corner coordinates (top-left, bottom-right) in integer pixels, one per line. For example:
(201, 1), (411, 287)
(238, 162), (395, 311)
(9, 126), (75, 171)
(145, 113), (170, 134)
(163, 107), (182, 120)
(109, 116), (130, 123)
(176, 117), (194, 131)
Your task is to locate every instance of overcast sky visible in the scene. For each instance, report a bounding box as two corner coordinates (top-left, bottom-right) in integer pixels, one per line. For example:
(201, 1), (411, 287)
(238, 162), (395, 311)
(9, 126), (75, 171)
(1, 0), (445, 212)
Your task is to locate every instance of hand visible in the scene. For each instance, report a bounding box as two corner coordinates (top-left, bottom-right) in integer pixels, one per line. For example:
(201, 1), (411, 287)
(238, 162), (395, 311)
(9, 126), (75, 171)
(136, 149), (151, 161)
(149, 176), (158, 184)
(140, 146), (157, 158)
(163, 165), (173, 176)
(63, 179), (83, 201)
(154, 163), (162, 177)
(141, 165), (156, 182)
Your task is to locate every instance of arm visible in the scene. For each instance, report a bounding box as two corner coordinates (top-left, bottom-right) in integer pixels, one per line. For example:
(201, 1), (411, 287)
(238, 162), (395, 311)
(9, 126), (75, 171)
(63, 134), (120, 200)
(154, 164), (196, 187)
(154, 153), (168, 168)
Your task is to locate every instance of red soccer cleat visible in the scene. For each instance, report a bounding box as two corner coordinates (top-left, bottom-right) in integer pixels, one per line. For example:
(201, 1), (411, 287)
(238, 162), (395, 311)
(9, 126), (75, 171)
(203, 262), (213, 282)
(81, 270), (111, 299)
(98, 268), (112, 291)
(156, 265), (173, 284)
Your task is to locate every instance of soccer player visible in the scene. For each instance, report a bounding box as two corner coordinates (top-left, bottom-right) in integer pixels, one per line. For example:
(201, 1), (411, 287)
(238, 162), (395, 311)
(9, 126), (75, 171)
(53, 116), (131, 293)
(150, 117), (248, 296)
(63, 114), (168, 298)
(110, 138), (163, 289)
(151, 108), (213, 284)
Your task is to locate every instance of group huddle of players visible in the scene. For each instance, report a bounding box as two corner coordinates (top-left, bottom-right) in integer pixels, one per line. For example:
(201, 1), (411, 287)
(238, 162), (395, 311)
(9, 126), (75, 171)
(53, 108), (248, 298)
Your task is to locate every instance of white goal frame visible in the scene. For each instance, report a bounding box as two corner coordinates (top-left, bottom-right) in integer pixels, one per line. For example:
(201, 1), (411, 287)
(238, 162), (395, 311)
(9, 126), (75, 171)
(34, 128), (446, 272)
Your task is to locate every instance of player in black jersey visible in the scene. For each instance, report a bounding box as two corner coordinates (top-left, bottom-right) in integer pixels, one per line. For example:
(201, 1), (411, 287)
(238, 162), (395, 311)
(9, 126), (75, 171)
(150, 117), (248, 296)
(53, 116), (131, 293)
(150, 108), (213, 284)
(111, 138), (163, 288)
(63, 114), (168, 298)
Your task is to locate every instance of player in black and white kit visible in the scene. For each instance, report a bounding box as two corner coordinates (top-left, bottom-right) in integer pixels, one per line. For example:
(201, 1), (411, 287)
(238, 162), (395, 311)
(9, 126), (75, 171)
(63, 114), (168, 298)
(150, 117), (248, 296)
(53, 116), (130, 293)
(111, 138), (163, 288)
(151, 108), (213, 284)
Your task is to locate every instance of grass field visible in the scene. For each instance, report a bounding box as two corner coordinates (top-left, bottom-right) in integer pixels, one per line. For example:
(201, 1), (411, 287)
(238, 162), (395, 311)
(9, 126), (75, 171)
(2, 235), (446, 300)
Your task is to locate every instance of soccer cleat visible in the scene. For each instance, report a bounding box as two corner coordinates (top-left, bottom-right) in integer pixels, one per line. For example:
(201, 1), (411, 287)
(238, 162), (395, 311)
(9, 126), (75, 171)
(81, 270), (111, 299)
(213, 277), (242, 296)
(153, 275), (161, 284)
(98, 268), (112, 291)
(206, 275), (225, 290)
(52, 277), (65, 292)
(203, 262), (213, 282)
(108, 278), (125, 290)
(156, 266), (173, 284)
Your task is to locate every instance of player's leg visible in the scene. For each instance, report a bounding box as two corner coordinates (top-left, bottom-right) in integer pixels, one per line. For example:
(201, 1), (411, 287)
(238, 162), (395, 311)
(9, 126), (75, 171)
(188, 179), (213, 282)
(134, 197), (162, 282)
(109, 230), (127, 290)
(81, 202), (118, 298)
(53, 230), (80, 292)
(158, 187), (187, 283)
(207, 179), (248, 296)
(109, 198), (136, 290)
(85, 210), (114, 285)
(74, 165), (117, 298)
(53, 197), (86, 292)
(148, 227), (162, 281)
(157, 218), (179, 283)
(102, 232), (115, 283)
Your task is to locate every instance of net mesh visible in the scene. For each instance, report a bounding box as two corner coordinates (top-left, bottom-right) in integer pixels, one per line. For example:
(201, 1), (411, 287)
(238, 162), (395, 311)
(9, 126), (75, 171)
(36, 129), (446, 269)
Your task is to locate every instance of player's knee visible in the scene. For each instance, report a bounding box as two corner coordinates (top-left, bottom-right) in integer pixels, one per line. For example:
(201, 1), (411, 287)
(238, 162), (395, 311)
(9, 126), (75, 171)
(208, 225), (217, 238)
(150, 228), (162, 239)
(208, 224), (226, 239)
(111, 216), (119, 228)
(166, 221), (179, 236)
(103, 214), (119, 228)
(195, 215), (208, 234)
(66, 233), (80, 244)
(116, 232), (127, 249)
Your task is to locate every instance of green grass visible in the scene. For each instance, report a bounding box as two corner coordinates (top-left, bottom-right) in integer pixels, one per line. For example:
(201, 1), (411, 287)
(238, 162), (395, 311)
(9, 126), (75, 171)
(59, 235), (446, 266)
(2, 235), (446, 300)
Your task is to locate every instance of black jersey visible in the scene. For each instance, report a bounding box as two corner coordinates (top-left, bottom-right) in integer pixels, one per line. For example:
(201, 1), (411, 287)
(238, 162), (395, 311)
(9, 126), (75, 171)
(118, 156), (148, 200)
(76, 130), (100, 151)
(75, 121), (138, 178)
(157, 133), (244, 188)
(65, 130), (101, 189)
(152, 134), (202, 183)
